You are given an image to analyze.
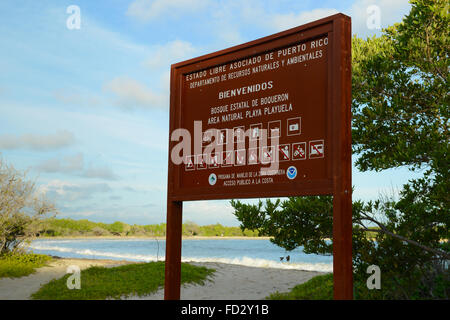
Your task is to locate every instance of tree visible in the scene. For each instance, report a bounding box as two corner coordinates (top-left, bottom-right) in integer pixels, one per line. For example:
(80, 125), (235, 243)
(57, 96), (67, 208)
(0, 158), (57, 254)
(232, 0), (449, 299)
(183, 221), (200, 236)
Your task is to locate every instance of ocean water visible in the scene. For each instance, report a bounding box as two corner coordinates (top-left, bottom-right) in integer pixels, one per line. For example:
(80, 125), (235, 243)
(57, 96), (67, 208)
(27, 238), (333, 272)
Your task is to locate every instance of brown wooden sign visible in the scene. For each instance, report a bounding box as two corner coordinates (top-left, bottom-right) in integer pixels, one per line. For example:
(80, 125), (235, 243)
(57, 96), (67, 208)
(166, 13), (352, 300)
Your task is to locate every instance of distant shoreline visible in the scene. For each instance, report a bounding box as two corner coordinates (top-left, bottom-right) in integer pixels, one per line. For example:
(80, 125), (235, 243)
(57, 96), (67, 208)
(33, 235), (273, 241)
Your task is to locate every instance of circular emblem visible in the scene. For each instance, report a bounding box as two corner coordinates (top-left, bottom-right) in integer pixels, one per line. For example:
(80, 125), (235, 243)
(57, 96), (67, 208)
(208, 173), (217, 185)
(286, 166), (297, 180)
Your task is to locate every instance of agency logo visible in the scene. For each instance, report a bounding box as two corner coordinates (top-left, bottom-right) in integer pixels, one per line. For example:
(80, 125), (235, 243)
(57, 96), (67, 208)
(208, 173), (217, 185)
(286, 166), (297, 180)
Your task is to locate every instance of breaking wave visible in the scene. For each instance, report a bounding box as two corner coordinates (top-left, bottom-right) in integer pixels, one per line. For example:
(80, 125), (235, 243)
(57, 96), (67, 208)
(28, 243), (332, 273)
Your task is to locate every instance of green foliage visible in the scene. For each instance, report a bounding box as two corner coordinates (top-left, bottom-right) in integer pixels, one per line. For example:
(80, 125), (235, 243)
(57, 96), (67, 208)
(352, 0), (449, 175)
(31, 262), (215, 300)
(233, 197), (333, 254)
(268, 274), (334, 300)
(269, 270), (449, 300)
(37, 218), (261, 238)
(232, 0), (449, 300)
(0, 252), (52, 278)
(102, 221), (127, 234)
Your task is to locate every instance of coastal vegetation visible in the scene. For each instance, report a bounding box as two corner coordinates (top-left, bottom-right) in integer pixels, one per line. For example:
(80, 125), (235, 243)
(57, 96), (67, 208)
(0, 159), (57, 254)
(31, 261), (214, 300)
(268, 272), (449, 300)
(0, 252), (52, 278)
(34, 218), (260, 238)
(0, 158), (56, 278)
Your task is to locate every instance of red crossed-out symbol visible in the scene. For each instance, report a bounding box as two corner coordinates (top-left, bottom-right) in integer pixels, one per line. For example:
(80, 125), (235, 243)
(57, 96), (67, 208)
(292, 142), (307, 160)
(309, 140), (324, 159)
(222, 151), (233, 167)
(278, 144), (290, 161)
(261, 146), (274, 163)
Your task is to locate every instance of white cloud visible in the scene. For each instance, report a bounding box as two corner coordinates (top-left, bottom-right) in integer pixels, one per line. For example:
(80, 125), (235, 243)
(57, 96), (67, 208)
(0, 130), (75, 151)
(268, 0), (411, 37)
(103, 76), (167, 110)
(348, 0), (411, 37)
(126, 0), (210, 22)
(82, 165), (118, 180)
(36, 153), (118, 180)
(143, 40), (197, 70)
(37, 153), (84, 173)
(183, 200), (239, 226)
(195, 0), (410, 40)
(40, 180), (112, 202)
(270, 8), (340, 32)
(52, 88), (103, 108)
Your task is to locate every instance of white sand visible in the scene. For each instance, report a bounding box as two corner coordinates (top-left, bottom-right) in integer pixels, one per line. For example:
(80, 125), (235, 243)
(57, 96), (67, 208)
(0, 258), (326, 300)
(0, 257), (132, 300)
(129, 262), (325, 300)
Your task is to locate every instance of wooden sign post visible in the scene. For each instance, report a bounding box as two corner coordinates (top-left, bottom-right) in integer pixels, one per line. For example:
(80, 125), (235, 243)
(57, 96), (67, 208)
(165, 14), (352, 300)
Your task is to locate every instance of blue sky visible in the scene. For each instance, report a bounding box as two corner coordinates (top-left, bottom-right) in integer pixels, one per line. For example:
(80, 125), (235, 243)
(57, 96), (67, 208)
(0, 0), (418, 226)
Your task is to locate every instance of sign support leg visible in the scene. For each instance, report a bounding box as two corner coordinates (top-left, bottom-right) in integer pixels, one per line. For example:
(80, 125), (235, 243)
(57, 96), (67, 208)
(332, 190), (353, 299)
(164, 200), (183, 300)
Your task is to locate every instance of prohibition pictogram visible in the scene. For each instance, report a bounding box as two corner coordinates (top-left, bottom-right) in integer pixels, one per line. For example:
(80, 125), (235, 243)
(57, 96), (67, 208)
(278, 144), (290, 161)
(309, 140), (324, 159)
(292, 142), (307, 160)
(261, 146), (274, 164)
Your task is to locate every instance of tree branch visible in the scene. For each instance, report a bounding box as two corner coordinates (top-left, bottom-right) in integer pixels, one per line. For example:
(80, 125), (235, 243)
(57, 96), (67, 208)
(357, 212), (450, 260)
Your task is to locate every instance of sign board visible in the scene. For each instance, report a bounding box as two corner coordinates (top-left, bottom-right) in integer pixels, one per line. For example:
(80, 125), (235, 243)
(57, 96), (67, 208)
(169, 24), (335, 201)
(166, 13), (352, 300)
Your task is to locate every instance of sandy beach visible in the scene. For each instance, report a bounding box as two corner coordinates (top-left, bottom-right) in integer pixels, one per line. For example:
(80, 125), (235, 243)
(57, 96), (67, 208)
(129, 261), (324, 300)
(0, 257), (133, 300)
(0, 258), (325, 300)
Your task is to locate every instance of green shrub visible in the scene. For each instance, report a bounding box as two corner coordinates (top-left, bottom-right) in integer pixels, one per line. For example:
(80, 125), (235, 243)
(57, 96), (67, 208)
(0, 252), (52, 278)
(268, 273), (334, 300)
(32, 262), (215, 300)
